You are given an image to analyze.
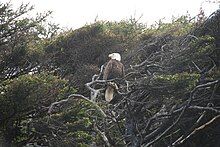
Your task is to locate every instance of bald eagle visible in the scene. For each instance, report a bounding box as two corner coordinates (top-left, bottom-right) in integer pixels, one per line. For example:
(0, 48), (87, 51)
(103, 53), (125, 102)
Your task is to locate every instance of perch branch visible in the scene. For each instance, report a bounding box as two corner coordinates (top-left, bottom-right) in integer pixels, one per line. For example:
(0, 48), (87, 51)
(48, 94), (107, 118)
(94, 123), (111, 147)
(173, 115), (220, 146)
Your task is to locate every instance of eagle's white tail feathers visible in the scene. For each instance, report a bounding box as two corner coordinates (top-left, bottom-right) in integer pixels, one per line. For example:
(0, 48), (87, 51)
(105, 86), (114, 102)
(105, 82), (119, 102)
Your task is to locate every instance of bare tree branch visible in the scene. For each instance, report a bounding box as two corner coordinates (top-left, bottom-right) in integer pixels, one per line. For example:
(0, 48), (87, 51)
(48, 94), (107, 118)
(173, 115), (220, 146)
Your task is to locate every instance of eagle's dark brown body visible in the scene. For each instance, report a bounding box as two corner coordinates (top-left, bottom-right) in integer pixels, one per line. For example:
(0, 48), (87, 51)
(103, 59), (124, 102)
(103, 59), (124, 80)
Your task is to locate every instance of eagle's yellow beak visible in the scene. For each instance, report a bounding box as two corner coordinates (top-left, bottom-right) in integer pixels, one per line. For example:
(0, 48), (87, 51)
(108, 54), (113, 59)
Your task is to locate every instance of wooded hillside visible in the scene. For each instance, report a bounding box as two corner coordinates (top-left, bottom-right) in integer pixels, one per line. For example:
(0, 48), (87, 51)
(0, 2), (220, 147)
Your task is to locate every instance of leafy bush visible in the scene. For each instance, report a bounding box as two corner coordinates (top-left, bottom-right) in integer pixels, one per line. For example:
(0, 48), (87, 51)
(0, 73), (75, 146)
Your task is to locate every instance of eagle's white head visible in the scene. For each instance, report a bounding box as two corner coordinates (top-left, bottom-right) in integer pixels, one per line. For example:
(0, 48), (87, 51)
(108, 53), (121, 61)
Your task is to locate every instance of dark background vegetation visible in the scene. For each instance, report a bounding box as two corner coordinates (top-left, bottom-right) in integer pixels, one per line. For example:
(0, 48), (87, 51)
(0, 1), (220, 147)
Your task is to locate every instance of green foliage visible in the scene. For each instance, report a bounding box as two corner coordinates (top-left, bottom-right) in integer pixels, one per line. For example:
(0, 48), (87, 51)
(45, 22), (119, 74)
(101, 18), (146, 42)
(155, 73), (200, 90)
(30, 99), (97, 146)
(142, 15), (195, 38)
(0, 73), (75, 145)
(0, 2), (59, 80)
(190, 35), (215, 55)
(45, 19), (145, 74)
